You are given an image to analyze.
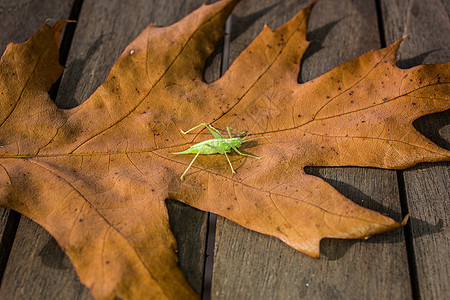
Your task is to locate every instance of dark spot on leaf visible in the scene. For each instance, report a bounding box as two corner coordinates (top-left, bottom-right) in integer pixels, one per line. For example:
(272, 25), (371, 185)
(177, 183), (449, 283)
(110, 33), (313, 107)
(79, 219), (83, 222)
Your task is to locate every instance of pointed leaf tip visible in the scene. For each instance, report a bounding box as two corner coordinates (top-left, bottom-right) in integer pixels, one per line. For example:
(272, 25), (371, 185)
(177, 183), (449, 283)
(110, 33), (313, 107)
(401, 214), (410, 226)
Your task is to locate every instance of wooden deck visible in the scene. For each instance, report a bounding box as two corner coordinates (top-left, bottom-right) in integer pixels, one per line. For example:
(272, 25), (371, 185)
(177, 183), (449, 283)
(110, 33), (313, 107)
(0, 0), (448, 299)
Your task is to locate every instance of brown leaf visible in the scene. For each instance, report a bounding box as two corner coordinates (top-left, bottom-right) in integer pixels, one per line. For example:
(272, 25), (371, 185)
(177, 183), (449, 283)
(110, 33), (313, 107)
(0, 0), (448, 298)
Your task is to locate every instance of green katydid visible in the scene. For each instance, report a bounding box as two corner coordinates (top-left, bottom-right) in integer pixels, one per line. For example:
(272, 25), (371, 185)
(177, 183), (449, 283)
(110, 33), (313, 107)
(173, 123), (261, 180)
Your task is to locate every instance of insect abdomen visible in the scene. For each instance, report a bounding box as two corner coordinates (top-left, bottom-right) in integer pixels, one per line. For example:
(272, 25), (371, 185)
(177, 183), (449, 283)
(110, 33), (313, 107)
(191, 138), (242, 154)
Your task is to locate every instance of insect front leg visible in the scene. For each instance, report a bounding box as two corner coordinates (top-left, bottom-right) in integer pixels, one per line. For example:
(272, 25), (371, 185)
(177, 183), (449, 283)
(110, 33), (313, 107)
(223, 152), (236, 173)
(232, 146), (261, 159)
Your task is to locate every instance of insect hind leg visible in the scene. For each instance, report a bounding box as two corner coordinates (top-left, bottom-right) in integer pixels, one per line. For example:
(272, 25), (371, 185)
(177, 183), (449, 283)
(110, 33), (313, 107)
(181, 123), (224, 139)
(180, 151), (201, 180)
(227, 126), (246, 138)
(180, 123), (209, 134)
(180, 144), (205, 180)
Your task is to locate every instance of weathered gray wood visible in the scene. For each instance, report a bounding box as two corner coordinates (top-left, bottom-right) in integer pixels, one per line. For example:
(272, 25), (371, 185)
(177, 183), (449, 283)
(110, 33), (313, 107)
(381, 0), (450, 299)
(0, 0), (73, 55)
(0, 0), (74, 289)
(0, 217), (92, 300)
(211, 0), (411, 299)
(2, 0), (220, 298)
(166, 199), (209, 294)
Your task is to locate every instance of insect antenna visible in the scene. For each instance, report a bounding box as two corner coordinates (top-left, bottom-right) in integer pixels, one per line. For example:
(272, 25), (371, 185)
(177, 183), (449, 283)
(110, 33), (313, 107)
(242, 135), (269, 143)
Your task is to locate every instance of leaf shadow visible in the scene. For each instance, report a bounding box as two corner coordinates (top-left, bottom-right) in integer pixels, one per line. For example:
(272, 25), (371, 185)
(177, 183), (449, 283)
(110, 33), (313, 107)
(229, 1), (281, 43)
(298, 19), (342, 84)
(319, 215), (443, 261)
(38, 235), (71, 270)
(395, 48), (449, 151)
(165, 198), (208, 294)
(413, 109), (450, 150)
(52, 33), (105, 109)
(396, 49), (441, 69)
(204, 1), (281, 73)
(305, 167), (443, 260)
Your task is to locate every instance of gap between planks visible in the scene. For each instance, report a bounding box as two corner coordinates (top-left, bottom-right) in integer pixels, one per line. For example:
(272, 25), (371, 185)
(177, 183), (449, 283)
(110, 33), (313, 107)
(202, 14), (233, 300)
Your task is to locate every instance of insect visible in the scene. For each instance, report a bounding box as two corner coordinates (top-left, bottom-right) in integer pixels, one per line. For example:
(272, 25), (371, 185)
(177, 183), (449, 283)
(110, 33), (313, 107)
(173, 123), (261, 180)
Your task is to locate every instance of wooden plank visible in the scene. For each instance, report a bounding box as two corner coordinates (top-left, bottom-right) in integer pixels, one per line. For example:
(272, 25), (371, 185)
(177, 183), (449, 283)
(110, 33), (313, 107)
(0, 0), (73, 55)
(1, 0), (220, 298)
(211, 0), (411, 298)
(0, 0), (74, 288)
(380, 0), (450, 299)
(0, 217), (92, 300)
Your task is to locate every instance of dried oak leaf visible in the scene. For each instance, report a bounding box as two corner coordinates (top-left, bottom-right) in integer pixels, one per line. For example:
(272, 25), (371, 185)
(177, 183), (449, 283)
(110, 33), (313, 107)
(0, 0), (449, 299)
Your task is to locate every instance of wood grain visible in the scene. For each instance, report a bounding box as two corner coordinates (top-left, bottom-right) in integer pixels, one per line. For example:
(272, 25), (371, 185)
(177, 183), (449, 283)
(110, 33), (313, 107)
(211, 0), (411, 298)
(0, 217), (92, 300)
(381, 0), (450, 298)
